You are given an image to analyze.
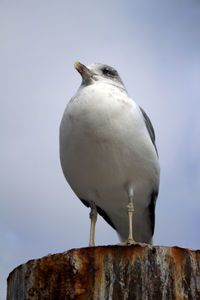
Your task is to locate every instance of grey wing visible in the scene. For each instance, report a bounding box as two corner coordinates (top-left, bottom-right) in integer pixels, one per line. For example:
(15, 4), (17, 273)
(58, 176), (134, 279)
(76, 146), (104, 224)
(139, 107), (159, 237)
(139, 106), (158, 156)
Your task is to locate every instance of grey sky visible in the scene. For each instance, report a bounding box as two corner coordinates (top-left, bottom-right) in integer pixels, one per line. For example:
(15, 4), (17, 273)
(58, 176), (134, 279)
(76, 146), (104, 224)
(1, 1), (200, 298)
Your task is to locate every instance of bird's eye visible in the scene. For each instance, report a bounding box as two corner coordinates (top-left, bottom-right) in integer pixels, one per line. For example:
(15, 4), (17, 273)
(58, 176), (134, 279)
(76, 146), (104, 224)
(102, 68), (116, 77)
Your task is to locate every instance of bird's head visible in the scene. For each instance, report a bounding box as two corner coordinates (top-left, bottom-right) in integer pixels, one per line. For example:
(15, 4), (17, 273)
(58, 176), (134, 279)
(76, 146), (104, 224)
(74, 61), (126, 91)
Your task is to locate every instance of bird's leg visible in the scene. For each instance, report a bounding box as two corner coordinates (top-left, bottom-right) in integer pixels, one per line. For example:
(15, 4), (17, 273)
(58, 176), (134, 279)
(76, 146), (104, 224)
(127, 190), (135, 244)
(89, 201), (97, 247)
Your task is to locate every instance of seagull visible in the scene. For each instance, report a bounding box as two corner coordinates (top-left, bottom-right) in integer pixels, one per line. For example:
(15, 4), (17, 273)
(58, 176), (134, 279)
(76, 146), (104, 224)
(60, 62), (160, 246)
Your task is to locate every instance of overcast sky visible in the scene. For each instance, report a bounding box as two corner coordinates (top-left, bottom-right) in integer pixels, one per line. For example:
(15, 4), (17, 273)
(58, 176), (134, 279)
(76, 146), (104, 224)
(1, 1), (200, 298)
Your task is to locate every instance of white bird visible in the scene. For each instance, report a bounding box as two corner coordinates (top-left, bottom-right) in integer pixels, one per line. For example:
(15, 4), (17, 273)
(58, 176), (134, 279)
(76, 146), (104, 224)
(60, 62), (160, 246)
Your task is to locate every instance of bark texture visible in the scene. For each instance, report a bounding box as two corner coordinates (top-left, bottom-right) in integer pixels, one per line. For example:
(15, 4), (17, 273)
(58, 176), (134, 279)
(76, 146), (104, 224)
(7, 244), (200, 300)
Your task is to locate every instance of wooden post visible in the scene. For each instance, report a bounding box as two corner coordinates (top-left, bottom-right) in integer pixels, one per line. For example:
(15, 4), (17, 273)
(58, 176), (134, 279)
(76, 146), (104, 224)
(7, 244), (200, 300)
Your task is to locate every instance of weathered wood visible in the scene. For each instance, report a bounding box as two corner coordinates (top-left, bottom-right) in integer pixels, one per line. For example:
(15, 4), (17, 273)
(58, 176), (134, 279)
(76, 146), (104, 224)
(7, 244), (200, 300)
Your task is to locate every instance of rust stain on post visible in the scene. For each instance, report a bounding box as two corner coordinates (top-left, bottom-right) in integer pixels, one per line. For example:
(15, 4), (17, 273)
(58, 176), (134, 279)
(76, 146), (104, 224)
(7, 244), (200, 300)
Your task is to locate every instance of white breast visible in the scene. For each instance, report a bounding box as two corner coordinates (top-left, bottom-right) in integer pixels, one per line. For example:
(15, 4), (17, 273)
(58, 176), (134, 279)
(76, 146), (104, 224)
(60, 82), (160, 242)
